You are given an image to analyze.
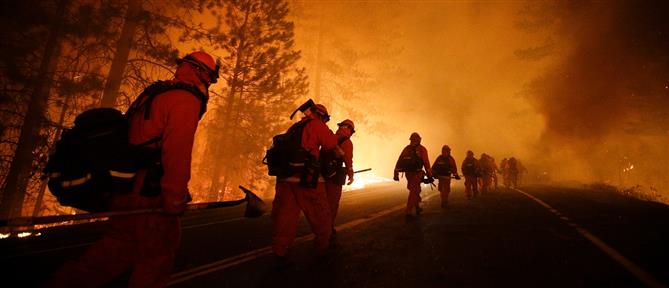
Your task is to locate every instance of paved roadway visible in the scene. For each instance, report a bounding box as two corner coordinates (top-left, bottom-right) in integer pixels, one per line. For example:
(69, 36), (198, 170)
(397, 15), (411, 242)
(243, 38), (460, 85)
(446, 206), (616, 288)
(1, 182), (668, 287)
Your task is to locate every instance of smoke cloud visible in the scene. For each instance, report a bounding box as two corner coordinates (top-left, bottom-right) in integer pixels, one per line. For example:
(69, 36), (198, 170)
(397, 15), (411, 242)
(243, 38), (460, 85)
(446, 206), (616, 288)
(291, 0), (669, 194)
(522, 1), (669, 190)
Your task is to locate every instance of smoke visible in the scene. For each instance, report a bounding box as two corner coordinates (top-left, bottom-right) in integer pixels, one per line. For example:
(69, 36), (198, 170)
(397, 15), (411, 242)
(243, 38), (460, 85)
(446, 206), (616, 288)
(522, 0), (669, 190)
(288, 0), (669, 194)
(293, 2), (549, 178)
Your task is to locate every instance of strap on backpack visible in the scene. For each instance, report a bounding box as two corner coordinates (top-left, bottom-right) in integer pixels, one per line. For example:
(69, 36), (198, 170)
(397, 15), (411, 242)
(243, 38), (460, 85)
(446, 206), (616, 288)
(126, 81), (209, 121)
(137, 136), (161, 147)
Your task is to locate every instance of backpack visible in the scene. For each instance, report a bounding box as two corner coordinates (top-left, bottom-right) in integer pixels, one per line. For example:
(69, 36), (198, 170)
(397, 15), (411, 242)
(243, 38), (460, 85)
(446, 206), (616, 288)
(461, 158), (477, 176)
(320, 149), (341, 180)
(44, 81), (207, 212)
(432, 155), (452, 177)
(320, 139), (350, 185)
(263, 119), (312, 178)
(396, 145), (423, 172)
(479, 158), (493, 176)
(507, 158), (518, 173)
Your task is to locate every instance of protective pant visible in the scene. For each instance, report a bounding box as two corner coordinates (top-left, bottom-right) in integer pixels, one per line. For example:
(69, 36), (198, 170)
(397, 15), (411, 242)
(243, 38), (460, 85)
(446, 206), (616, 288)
(437, 176), (452, 206)
(405, 171), (424, 215)
(464, 175), (478, 199)
(481, 175), (493, 194)
(510, 173), (519, 188)
(325, 181), (343, 226)
(493, 173), (498, 189)
(272, 181), (332, 256)
(44, 214), (180, 288)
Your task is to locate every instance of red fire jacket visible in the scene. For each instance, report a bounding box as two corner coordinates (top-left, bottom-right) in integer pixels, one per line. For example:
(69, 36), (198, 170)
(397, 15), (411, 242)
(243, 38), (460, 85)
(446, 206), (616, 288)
(395, 144), (432, 177)
(124, 73), (203, 212)
(300, 116), (340, 160)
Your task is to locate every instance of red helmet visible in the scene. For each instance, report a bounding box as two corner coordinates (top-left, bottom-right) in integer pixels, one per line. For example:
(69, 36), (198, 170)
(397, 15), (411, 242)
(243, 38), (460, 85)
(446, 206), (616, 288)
(442, 145), (451, 151)
(337, 119), (355, 133)
(177, 51), (220, 84)
(311, 104), (330, 122)
(410, 132), (421, 141)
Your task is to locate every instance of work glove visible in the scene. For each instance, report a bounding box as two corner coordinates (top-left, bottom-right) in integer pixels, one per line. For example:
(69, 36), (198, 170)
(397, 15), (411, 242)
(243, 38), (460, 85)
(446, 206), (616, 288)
(393, 171), (400, 181)
(163, 192), (191, 216)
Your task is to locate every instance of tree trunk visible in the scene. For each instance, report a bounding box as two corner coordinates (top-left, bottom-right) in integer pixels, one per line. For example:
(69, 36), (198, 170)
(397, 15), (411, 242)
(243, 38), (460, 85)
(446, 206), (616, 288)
(313, 8), (324, 102)
(208, 4), (252, 199)
(218, 84), (246, 200)
(0, 0), (68, 219)
(99, 0), (141, 108)
(32, 92), (71, 217)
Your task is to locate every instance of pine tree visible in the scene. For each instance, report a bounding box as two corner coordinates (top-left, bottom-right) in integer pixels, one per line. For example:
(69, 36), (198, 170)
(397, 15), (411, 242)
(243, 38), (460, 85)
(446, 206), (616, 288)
(197, 0), (308, 200)
(0, 0), (74, 219)
(0, 0), (201, 218)
(291, 2), (405, 137)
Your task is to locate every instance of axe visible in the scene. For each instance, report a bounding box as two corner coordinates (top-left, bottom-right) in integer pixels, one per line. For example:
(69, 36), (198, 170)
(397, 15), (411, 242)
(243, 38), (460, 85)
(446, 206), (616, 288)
(289, 99), (315, 120)
(0, 186), (267, 228)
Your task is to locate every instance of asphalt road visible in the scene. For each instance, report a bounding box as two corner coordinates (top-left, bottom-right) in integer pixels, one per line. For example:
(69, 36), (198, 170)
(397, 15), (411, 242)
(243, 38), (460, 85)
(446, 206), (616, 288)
(2, 182), (668, 288)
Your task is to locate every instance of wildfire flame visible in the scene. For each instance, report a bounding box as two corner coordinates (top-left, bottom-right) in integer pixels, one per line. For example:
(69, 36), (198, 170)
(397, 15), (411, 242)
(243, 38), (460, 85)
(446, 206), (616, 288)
(623, 164), (635, 172)
(344, 172), (393, 191)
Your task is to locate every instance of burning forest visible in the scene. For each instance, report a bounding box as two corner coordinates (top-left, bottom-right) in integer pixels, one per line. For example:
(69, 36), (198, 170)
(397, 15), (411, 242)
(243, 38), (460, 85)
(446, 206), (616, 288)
(0, 0), (668, 220)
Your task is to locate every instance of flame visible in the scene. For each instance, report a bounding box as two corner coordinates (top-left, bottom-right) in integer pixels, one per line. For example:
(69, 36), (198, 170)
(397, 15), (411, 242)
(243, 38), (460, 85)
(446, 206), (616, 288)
(0, 233), (9, 239)
(623, 163), (635, 172)
(344, 172), (393, 191)
(17, 232), (32, 238)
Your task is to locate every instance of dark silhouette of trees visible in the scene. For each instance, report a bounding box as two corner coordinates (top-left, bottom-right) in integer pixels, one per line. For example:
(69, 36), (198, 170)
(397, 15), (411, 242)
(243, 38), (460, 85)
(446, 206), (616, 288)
(0, 0), (199, 218)
(0, 0), (310, 217)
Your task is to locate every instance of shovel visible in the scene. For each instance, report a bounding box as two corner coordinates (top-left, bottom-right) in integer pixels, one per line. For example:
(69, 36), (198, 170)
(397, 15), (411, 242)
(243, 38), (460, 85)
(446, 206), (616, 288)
(0, 185), (267, 228)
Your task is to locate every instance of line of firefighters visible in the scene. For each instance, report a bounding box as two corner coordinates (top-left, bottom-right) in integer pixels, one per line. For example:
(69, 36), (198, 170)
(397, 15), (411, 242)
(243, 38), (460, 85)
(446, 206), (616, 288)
(393, 132), (526, 216)
(42, 50), (527, 287)
(44, 51), (356, 286)
(268, 103), (529, 269)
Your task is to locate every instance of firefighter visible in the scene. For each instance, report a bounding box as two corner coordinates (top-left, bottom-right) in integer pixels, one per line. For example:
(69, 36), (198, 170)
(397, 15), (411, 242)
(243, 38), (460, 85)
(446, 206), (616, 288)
(321, 119), (355, 241)
(45, 51), (219, 287)
(271, 103), (344, 267)
(479, 153), (494, 195)
(393, 132), (433, 217)
(500, 157), (510, 188)
(432, 145), (460, 208)
(517, 159), (527, 187)
(490, 156), (499, 190)
(507, 157), (520, 188)
(461, 150), (480, 200)
(514, 158), (527, 187)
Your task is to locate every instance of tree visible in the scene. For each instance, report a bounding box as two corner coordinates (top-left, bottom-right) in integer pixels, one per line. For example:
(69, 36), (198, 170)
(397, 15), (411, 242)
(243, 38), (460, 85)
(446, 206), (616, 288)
(0, 0), (201, 218)
(290, 2), (406, 137)
(99, 0), (142, 108)
(196, 0), (308, 200)
(0, 0), (72, 219)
